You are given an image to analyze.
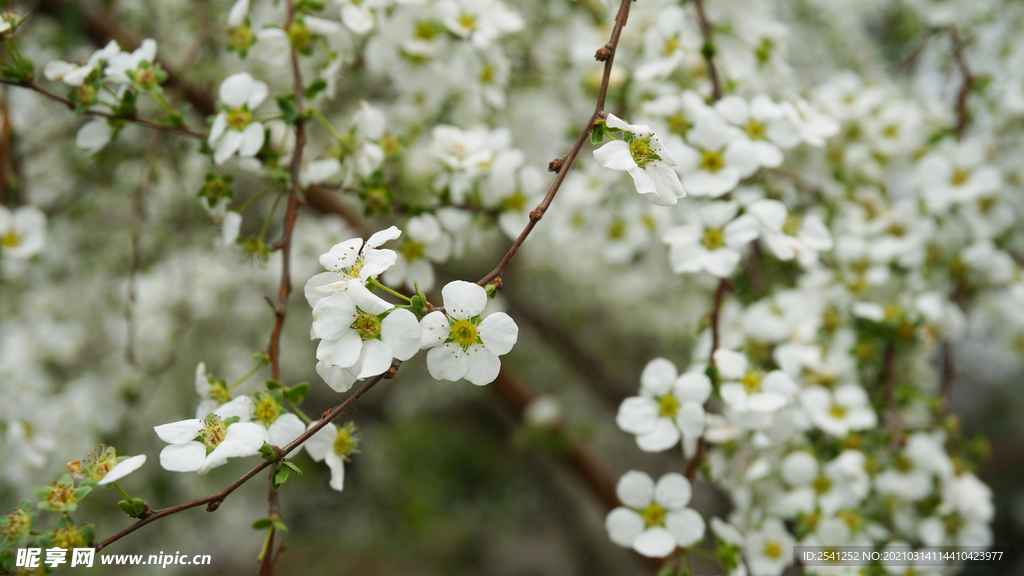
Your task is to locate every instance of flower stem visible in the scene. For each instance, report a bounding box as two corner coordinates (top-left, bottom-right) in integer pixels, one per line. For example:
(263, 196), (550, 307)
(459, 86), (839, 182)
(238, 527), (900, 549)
(228, 359), (265, 391)
(311, 107), (345, 142)
(369, 277), (412, 302)
(259, 190), (286, 243)
(286, 400), (313, 425)
(112, 482), (132, 501)
(234, 183), (275, 214)
(256, 526), (273, 562)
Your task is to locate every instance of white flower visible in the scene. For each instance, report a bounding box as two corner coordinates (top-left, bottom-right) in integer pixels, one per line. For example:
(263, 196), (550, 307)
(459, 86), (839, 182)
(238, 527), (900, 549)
(97, 455), (147, 486)
(381, 213), (452, 292)
(605, 471), (705, 557)
(745, 199), (832, 266)
(208, 72), (269, 165)
(663, 201), (760, 278)
(311, 284), (421, 392)
(715, 349), (798, 414)
(306, 226), (401, 294)
(43, 40), (121, 86)
(616, 358), (711, 454)
(104, 39), (158, 85)
(800, 385), (877, 437)
(0, 205), (46, 260)
(674, 114), (759, 198)
(78, 446), (147, 486)
(436, 0), (524, 48)
(420, 281), (518, 386)
(304, 421), (359, 492)
(249, 392), (306, 448)
(744, 518), (795, 576)
(154, 396), (267, 474)
(593, 113), (686, 206)
(76, 119), (113, 155)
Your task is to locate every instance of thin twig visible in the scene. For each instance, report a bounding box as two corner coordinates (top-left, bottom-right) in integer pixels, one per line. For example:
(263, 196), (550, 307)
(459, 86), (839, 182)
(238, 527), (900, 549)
(477, 0), (635, 286)
(691, 0), (722, 101)
(95, 367), (392, 551)
(949, 27), (972, 140)
(685, 279), (729, 481)
(881, 342), (904, 451)
(0, 79), (204, 139)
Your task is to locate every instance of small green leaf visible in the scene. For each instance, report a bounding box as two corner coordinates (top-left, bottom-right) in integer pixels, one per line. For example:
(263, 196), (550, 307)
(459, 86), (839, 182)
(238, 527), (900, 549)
(251, 518), (273, 530)
(117, 500), (136, 516)
(266, 379), (282, 390)
(284, 382), (309, 404)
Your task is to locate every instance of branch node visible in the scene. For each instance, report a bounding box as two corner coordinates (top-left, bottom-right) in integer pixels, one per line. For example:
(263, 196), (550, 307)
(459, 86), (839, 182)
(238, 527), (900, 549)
(594, 45), (612, 62)
(489, 277), (503, 291)
(548, 157), (564, 173)
(206, 500), (222, 512)
(529, 209), (542, 222)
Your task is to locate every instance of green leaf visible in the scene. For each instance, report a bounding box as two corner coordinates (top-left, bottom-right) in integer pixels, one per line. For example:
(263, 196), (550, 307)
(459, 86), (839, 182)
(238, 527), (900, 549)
(266, 379), (282, 390)
(277, 96), (297, 124)
(132, 498), (147, 516)
(303, 79), (328, 100)
(274, 465), (290, 487)
(283, 461), (302, 474)
(272, 520), (289, 533)
(251, 518), (273, 530)
(590, 127), (604, 145)
(284, 382), (309, 404)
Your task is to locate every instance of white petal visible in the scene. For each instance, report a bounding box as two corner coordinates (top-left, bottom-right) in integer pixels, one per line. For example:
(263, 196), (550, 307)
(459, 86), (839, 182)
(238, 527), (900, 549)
(655, 473), (692, 509)
(426, 343), (469, 381)
(76, 119), (113, 154)
(317, 330), (363, 368)
(97, 455), (147, 485)
(441, 280), (487, 319)
(606, 507), (645, 547)
(712, 349), (747, 379)
(304, 422), (337, 461)
(637, 418), (681, 452)
(616, 470), (655, 508)
(246, 79), (269, 110)
(675, 372), (711, 404)
(356, 338), (392, 378)
(238, 122), (265, 157)
(316, 361), (358, 393)
(593, 140), (637, 172)
(616, 396), (659, 434)
(666, 508), (705, 548)
(215, 395), (255, 421)
(633, 528), (677, 557)
(640, 358), (677, 396)
(381, 309), (421, 361)
(159, 443), (206, 472)
(154, 419), (203, 444)
(214, 129), (245, 164)
(219, 72), (255, 108)
(268, 413), (306, 447)
(477, 312), (518, 356)
(464, 345), (501, 385)
(419, 311), (451, 349)
(325, 452), (346, 491)
(366, 225), (402, 248)
(347, 280), (394, 314)
(312, 293), (358, 340)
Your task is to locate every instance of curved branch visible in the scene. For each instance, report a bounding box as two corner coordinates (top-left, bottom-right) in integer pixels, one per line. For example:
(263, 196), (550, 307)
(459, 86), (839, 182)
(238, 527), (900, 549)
(477, 0), (635, 286)
(0, 79), (204, 139)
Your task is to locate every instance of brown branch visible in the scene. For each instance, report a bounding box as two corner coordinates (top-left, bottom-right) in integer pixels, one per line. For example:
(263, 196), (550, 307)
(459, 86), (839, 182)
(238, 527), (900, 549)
(881, 341), (904, 451)
(477, 0), (635, 287)
(93, 0), (645, 557)
(685, 278), (729, 481)
(0, 92), (12, 204)
(949, 27), (972, 140)
(0, 79), (204, 139)
(95, 367), (393, 551)
(691, 0), (722, 101)
(259, 470), (280, 576)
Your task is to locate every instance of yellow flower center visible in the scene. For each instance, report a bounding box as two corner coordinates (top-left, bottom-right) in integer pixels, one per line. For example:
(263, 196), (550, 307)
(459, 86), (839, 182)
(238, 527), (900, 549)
(658, 394), (680, 418)
(351, 313), (382, 341)
(449, 319), (478, 350)
(667, 113), (689, 135)
(782, 214), (801, 236)
(479, 64), (494, 83)
(640, 503), (667, 528)
(401, 240), (425, 262)
(764, 541), (782, 559)
(702, 228), (725, 250)
(458, 14), (476, 30)
(745, 121), (766, 141)
(415, 21), (437, 40)
(504, 191), (526, 212)
(812, 474), (832, 494)
(229, 26), (255, 52)
(202, 414), (228, 450)
(255, 396), (279, 426)
(950, 168), (970, 186)
(828, 404), (847, 419)
(47, 481), (78, 510)
(2, 509), (30, 541)
(608, 220), (626, 240)
(287, 22), (311, 51)
(662, 37), (680, 57)
(741, 371), (761, 394)
(333, 424), (360, 458)
(1, 230), (20, 248)
(629, 136), (657, 168)
(227, 108), (252, 132)
(700, 150), (724, 172)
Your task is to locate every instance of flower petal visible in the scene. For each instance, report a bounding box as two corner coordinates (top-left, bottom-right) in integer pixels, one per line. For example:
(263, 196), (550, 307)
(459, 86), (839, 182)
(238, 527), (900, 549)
(477, 312), (518, 355)
(617, 470), (655, 508)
